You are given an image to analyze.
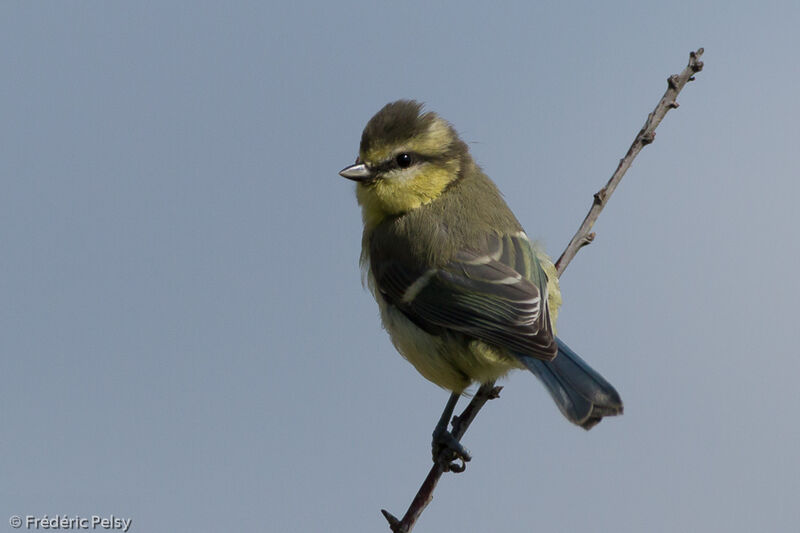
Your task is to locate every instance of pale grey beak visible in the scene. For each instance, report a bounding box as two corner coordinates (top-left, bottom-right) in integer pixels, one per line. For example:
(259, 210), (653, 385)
(339, 163), (375, 182)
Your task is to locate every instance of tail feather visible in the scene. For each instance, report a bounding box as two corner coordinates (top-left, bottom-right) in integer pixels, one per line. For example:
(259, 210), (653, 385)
(519, 337), (623, 430)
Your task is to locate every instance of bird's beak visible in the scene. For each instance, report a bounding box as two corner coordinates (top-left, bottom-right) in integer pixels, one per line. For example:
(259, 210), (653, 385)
(339, 163), (375, 182)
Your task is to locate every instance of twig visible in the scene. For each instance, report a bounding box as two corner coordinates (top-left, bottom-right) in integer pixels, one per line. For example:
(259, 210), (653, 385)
(554, 47), (704, 276)
(381, 383), (502, 533)
(382, 48), (705, 532)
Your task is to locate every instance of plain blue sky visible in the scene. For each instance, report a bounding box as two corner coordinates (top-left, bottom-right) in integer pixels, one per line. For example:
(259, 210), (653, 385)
(2, 2), (799, 532)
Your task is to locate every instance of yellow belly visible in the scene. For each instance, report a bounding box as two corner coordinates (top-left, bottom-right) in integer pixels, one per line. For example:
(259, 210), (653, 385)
(378, 300), (523, 393)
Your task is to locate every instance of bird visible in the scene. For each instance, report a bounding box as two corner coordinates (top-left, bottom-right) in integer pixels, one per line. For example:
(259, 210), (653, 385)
(339, 100), (622, 465)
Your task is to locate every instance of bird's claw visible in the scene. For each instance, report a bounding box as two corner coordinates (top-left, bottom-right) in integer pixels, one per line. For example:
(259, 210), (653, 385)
(432, 426), (471, 472)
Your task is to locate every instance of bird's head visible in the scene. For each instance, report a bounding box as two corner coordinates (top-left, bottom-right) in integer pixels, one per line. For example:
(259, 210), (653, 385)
(340, 100), (467, 228)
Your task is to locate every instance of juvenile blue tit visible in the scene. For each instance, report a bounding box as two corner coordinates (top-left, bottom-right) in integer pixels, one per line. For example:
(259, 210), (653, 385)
(340, 101), (621, 461)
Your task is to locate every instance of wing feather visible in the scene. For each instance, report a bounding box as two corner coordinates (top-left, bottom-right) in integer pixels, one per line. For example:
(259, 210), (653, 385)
(374, 233), (557, 360)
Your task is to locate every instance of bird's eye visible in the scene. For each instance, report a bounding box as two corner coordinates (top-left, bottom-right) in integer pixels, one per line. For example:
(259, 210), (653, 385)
(395, 153), (413, 168)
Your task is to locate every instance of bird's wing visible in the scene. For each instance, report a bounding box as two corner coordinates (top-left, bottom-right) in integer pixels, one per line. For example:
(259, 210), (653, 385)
(374, 233), (557, 360)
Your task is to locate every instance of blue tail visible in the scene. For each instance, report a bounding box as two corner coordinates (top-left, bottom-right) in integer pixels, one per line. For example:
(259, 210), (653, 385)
(519, 337), (623, 430)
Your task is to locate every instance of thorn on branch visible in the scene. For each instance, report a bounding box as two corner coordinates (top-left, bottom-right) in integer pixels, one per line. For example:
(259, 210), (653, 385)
(594, 188), (607, 205)
(488, 386), (503, 399)
(381, 509), (403, 532)
(668, 101), (680, 109)
(668, 74), (679, 89)
(689, 48), (705, 72)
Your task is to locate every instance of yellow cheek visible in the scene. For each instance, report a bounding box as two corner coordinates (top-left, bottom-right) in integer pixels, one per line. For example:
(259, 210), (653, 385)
(356, 166), (456, 228)
(376, 167), (452, 212)
(356, 185), (386, 229)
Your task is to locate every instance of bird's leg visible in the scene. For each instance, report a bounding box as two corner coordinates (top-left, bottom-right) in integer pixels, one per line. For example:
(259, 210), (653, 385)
(431, 392), (471, 472)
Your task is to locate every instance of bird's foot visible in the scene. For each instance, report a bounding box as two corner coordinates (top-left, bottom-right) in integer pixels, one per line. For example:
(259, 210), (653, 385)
(432, 425), (471, 473)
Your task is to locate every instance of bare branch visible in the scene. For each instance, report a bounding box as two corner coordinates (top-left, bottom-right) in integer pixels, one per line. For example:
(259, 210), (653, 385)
(382, 383), (501, 533)
(382, 48), (704, 532)
(554, 47), (704, 276)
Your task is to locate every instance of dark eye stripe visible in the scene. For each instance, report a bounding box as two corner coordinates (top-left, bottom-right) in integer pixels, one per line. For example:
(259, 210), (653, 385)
(374, 151), (442, 173)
